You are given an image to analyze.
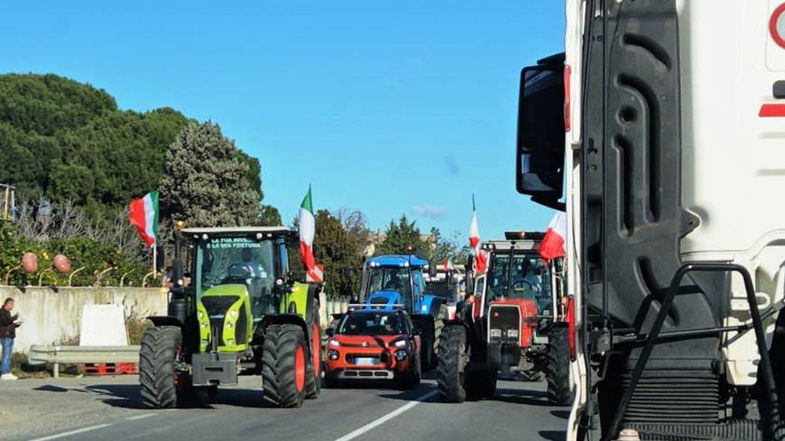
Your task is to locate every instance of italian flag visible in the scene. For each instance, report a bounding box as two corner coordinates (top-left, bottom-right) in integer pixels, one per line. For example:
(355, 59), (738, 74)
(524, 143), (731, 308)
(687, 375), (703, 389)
(299, 186), (321, 282)
(538, 212), (567, 261)
(469, 196), (488, 274)
(129, 191), (159, 247)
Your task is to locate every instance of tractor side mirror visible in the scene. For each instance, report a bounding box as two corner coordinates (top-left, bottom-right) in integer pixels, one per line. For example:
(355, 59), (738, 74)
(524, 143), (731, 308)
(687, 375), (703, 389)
(326, 328), (334, 337)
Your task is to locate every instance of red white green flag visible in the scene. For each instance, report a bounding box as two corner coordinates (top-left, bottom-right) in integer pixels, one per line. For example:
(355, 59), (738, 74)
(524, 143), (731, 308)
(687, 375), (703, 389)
(299, 186), (322, 282)
(129, 191), (159, 247)
(469, 195), (488, 274)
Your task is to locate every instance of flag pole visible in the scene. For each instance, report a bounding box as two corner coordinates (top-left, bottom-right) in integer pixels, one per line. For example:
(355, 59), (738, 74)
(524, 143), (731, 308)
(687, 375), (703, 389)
(152, 244), (157, 283)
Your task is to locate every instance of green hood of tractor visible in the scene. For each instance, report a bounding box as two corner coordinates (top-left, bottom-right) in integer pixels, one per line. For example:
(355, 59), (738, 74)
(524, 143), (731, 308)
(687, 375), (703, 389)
(197, 284), (253, 353)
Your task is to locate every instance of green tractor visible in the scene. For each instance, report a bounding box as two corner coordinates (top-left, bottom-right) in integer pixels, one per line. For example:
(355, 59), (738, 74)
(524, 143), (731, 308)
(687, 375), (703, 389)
(139, 226), (322, 408)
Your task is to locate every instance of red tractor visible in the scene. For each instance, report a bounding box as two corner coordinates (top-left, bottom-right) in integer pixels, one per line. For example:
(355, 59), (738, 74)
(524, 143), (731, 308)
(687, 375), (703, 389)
(436, 231), (573, 405)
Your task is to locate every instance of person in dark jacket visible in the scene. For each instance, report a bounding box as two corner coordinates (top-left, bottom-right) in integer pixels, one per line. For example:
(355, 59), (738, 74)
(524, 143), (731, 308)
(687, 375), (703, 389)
(0, 297), (21, 380)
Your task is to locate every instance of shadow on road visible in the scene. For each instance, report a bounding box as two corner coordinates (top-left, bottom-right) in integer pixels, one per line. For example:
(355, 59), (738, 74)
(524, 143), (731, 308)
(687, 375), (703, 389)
(493, 387), (552, 406)
(551, 409), (570, 419)
(86, 384), (140, 409)
(539, 430), (566, 441)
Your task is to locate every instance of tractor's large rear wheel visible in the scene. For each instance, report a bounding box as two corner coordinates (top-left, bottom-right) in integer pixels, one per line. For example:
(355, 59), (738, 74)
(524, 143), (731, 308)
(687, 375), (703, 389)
(436, 325), (468, 402)
(139, 326), (182, 409)
(305, 299), (322, 400)
(546, 325), (573, 405)
(262, 323), (308, 408)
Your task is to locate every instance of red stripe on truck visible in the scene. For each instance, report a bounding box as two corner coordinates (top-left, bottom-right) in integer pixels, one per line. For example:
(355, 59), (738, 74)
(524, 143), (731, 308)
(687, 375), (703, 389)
(759, 104), (785, 117)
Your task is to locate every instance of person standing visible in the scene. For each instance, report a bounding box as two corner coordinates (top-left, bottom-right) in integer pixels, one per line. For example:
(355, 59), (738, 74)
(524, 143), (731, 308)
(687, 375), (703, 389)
(0, 298), (21, 380)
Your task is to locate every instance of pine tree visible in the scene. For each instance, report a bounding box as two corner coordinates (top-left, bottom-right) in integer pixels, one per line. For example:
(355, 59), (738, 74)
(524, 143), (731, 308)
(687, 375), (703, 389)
(160, 121), (261, 227)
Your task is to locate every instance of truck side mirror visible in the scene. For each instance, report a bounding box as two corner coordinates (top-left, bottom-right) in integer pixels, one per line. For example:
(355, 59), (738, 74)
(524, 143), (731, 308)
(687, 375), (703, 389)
(517, 55), (566, 211)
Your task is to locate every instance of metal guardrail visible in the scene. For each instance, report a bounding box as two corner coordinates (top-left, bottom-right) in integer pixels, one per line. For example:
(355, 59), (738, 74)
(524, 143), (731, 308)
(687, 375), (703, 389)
(28, 345), (140, 377)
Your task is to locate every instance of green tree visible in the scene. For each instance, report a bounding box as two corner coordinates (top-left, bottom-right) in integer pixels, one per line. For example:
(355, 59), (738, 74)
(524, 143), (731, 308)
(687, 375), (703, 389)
(160, 122), (261, 227)
(377, 214), (432, 259)
(312, 210), (363, 296)
(259, 205), (283, 226)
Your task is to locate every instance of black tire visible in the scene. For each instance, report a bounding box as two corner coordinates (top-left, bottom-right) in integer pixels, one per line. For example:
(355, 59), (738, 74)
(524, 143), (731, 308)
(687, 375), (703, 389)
(323, 372), (340, 388)
(421, 322), (435, 370)
(139, 326), (182, 409)
(262, 323), (308, 408)
(436, 325), (468, 402)
(305, 299), (321, 400)
(433, 303), (448, 359)
(546, 325), (573, 406)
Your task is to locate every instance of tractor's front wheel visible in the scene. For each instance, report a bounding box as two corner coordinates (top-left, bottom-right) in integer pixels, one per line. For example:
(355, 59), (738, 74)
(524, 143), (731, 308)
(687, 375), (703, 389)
(262, 324), (308, 408)
(139, 326), (182, 409)
(436, 325), (468, 402)
(546, 325), (573, 405)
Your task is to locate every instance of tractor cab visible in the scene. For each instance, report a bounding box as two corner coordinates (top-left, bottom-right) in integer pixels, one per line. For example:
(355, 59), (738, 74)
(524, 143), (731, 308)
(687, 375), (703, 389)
(179, 227), (294, 352)
(360, 255), (435, 314)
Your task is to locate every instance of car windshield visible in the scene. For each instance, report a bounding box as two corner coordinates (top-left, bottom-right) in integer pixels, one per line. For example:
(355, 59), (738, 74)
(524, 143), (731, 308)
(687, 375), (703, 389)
(487, 253), (551, 305)
(196, 237), (275, 299)
(365, 266), (412, 302)
(338, 313), (406, 336)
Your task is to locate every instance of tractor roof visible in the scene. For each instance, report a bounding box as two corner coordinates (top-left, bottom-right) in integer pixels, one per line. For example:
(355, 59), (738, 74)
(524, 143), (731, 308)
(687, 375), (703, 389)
(180, 226), (293, 238)
(483, 239), (541, 253)
(366, 255), (429, 268)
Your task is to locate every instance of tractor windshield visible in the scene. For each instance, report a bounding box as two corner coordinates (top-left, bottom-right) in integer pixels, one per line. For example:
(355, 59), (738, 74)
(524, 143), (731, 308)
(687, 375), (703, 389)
(195, 237), (275, 306)
(364, 266), (412, 308)
(487, 253), (551, 310)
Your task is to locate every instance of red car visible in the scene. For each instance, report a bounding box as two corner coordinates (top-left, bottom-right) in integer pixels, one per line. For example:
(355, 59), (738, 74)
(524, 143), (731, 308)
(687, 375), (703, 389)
(324, 309), (421, 388)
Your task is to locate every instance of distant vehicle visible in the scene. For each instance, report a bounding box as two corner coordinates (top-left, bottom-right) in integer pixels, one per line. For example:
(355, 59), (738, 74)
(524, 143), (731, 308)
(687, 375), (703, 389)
(436, 232), (572, 405)
(359, 255), (449, 368)
(424, 264), (464, 320)
(324, 308), (421, 389)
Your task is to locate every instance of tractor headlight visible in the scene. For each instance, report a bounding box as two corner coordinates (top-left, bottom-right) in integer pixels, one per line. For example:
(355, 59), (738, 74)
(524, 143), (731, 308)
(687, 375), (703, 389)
(201, 321), (209, 328)
(395, 350), (408, 361)
(227, 322), (234, 328)
(227, 339), (234, 345)
(328, 339), (340, 348)
(393, 340), (407, 348)
(198, 311), (205, 320)
(490, 328), (502, 338)
(328, 350), (339, 360)
(230, 310), (239, 319)
(507, 329), (519, 338)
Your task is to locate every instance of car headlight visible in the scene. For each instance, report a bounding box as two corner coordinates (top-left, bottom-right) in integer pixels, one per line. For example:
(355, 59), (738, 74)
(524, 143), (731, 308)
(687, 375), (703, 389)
(507, 329), (519, 338)
(395, 350), (408, 361)
(328, 350), (339, 360)
(393, 340), (407, 348)
(490, 328), (502, 338)
(328, 339), (340, 348)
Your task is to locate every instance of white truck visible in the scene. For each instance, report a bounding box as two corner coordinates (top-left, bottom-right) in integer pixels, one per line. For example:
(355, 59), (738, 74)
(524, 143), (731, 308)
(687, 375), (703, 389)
(516, 1), (785, 440)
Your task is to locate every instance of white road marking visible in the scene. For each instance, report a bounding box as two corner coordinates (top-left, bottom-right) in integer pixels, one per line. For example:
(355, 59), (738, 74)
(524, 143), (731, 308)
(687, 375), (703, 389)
(126, 413), (156, 421)
(27, 424), (112, 441)
(334, 389), (439, 441)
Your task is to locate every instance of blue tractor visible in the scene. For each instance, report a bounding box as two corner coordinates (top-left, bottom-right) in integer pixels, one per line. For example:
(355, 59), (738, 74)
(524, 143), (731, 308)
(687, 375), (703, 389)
(359, 255), (449, 368)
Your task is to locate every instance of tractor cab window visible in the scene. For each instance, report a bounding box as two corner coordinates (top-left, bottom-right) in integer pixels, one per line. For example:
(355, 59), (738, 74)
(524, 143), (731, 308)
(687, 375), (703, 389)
(365, 266), (412, 308)
(487, 253), (551, 309)
(412, 270), (425, 300)
(197, 237), (275, 304)
(338, 312), (406, 336)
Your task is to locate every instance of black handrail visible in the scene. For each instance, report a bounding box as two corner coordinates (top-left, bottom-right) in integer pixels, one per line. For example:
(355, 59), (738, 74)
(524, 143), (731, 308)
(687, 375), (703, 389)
(603, 262), (780, 441)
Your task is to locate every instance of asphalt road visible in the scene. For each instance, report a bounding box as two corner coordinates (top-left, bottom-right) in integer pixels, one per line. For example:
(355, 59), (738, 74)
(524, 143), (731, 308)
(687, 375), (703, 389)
(2, 375), (566, 441)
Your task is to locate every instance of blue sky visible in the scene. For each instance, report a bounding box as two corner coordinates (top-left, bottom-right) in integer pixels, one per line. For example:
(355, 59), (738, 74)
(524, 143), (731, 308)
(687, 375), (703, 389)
(0, 1), (564, 241)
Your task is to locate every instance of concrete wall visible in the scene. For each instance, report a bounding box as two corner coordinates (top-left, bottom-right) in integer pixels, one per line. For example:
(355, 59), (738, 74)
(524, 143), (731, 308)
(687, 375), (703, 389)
(0, 286), (167, 353)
